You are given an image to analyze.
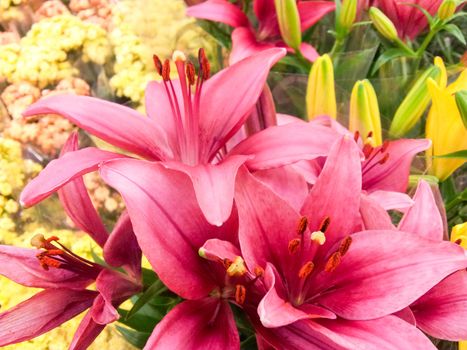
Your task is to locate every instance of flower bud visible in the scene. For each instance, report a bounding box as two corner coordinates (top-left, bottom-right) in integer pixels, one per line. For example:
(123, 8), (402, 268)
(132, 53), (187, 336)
(274, 0), (302, 51)
(389, 58), (445, 137)
(369, 7), (398, 41)
(349, 80), (382, 146)
(437, 0), (456, 20)
(306, 54), (336, 120)
(337, 0), (357, 35)
(455, 90), (467, 128)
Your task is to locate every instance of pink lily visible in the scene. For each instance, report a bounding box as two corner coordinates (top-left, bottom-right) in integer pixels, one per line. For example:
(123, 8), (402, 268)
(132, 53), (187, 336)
(374, 0), (443, 40)
(233, 136), (467, 348)
(360, 180), (467, 340)
(280, 115), (430, 212)
(0, 134), (142, 349)
(187, 0), (335, 63)
(21, 48), (341, 226)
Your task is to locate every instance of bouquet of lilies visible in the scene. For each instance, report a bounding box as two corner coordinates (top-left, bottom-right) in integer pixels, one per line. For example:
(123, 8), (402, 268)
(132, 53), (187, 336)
(0, 0), (466, 349)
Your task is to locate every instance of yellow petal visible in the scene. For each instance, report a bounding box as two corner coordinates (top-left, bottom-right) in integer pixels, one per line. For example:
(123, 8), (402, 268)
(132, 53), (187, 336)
(451, 222), (467, 250)
(426, 78), (467, 180)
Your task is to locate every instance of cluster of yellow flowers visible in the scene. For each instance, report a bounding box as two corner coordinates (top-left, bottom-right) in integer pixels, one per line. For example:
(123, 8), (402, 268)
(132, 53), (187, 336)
(0, 228), (134, 350)
(0, 137), (42, 243)
(109, 0), (214, 109)
(0, 14), (111, 89)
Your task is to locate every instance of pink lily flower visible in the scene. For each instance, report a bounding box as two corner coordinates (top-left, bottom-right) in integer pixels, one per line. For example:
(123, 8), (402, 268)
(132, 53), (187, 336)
(360, 180), (467, 340)
(21, 48), (341, 226)
(0, 134), (142, 349)
(187, 0), (335, 63)
(233, 136), (467, 348)
(374, 0), (443, 40)
(279, 115), (430, 212)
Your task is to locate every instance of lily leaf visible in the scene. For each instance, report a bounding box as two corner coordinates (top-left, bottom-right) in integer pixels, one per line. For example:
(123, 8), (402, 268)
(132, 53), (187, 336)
(116, 326), (150, 349)
(118, 308), (160, 333)
(442, 24), (466, 45)
(126, 279), (167, 320)
(433, 150), (467, 159)
(371, 48), (408, 75)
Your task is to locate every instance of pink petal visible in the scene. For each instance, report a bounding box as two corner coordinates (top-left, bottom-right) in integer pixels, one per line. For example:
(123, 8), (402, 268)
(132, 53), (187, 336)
(235, 168), (302, 278)
(23, 95), (171, 160)
(0, 289), (97, 347)
(359, 194), (395, 230)
(145, 80), (183, 156)
(20, 147), (125, 207)
(199, 239), (242, 263)
(91, 269), (141, 325)
(230, 27), (275, 64)
(199, 48), (286, 161)
(301, 136), (362, 246)
(103, 211), (142, 280)
(99, 159), (237, 299)
(144, 298), (239, 350)
(69, 310), (105, 350)
(298, 43), (319, 62)
(411, 270), (467, 340)
(163, 155), (249, 226)
(317, 315), (436, 349)
(363, 138), (431, 193)
(398, 180), (444, 241)
(0, 245), (92, 289)
(258, 264), (336, 328)
(298, 1), (336, 31)
(394, 307), (417, 326)
(58, 133), (109, 247)
(186, 0), (249, 27)
(314, 230), (467, 320)
(254, 166), (308, 212)
(366, 190), (414, 211)
(229, 122), (339, 170)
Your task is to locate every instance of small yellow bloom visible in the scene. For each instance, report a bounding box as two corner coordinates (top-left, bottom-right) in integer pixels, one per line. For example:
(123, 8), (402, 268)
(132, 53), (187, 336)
(4, 199), (18, 214)
(306, 54), (337, 120)
(426, 65), (467, 181)
(349, 79), (382, 146)
(0, 183), (12, 196)
(451, 222), (467, 249)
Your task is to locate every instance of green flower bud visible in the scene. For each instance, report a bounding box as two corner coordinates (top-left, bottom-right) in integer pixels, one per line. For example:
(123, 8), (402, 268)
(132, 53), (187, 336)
(369, 7), (398, 41)
(274, 0), (302, 51)
(337, 0), (357, 36)
(437, 0), (457, 20)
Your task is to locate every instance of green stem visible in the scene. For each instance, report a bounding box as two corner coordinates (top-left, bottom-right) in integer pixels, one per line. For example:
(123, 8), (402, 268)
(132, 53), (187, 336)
(329, 35), (346, 59)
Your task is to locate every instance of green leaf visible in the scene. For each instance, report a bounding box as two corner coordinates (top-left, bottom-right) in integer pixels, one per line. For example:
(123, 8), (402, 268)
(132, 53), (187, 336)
(141, 267), (158, 287)
(197, 20), (232, 49)
(126, 279), (167, 320)
(440, 177), (458, 204)
(116, 326), (150, 349)
(442, 24), (466, 45)
(371, 48), (408, 75)
(455, 90), (467, 128)
(433, 150), (467, 159)
(118, 308), (160, 333)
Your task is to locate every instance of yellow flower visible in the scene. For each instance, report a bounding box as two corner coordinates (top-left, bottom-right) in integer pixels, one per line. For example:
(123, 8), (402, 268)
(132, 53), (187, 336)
(306, 54), (336, 120)
(349, 79), (382, 146)
(451, 222), (467, 249)
(4, 199), (18, 214)
(426, 66), (467, 181)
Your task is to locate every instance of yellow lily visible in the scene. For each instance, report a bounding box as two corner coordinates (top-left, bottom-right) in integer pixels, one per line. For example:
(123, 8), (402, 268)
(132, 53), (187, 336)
(349, 79), (382, 146)
(426, 64), (467, 181)
(306, 54), (337, 120)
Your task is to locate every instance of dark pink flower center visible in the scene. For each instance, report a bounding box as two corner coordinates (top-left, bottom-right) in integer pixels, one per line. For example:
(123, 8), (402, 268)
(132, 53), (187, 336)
(152, 49), (211, 165)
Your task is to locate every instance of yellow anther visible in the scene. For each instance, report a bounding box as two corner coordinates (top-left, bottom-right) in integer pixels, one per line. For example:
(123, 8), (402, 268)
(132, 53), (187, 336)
(227, 256), (247, 277)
